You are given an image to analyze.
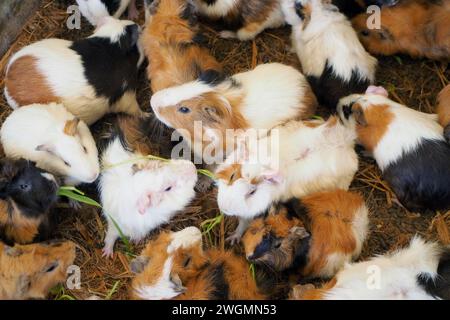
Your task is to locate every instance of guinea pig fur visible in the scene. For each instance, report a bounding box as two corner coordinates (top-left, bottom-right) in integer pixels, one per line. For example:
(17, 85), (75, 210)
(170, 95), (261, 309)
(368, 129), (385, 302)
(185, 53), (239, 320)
(130, 227), (265, 300)
(352, 0), (450, 60)
(0, 159), (59, 245)
(0, 239), (76, 300)
(99, 114), (198, 257)
(337, 88), (450, 213)
(192, 0), (285, 41)
(437, 84), (450, 142)
(282, 0), (377, 109)
(151, 63), (318, 162)
(4, 17), (144, 125)
(291, 237), (450, 300)
(76, 0), (138, 25)
(142, 0), (222, 93)
(242, 189), (369, 279)
(331, 0), (400, 18)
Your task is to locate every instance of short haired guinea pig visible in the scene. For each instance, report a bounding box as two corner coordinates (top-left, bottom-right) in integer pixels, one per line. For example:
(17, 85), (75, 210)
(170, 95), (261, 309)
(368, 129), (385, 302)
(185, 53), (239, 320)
(191, 0), (285, 41)
(352, 0), (450, 60)
(332, 0), (399, 18)
(0, 103), (100, 186)
(242, 189), (369, 279)
(99, 114), (198, 257)
(437, 85), (450, 143)
(130, 227), (265, 300)
(282, 0), (377, 109)
(0, 239), (76, 300)
(4, 17), (144, 125)
(337, 86), (450, 213)
(76, 0), (138, 25)
(0, 159), (59, 245)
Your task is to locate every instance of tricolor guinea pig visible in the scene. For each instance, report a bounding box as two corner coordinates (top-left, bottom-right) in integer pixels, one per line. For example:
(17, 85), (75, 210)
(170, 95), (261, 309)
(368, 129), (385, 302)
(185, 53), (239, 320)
(215, 116), (358, 242)
(4, 17), (144, 125)
(332, 0), (399, 18)
(337, 86), (450, 213)
(282, 0), (377, 109)
(151, 63), (318, 163)
(291, 237), (450, 300)
(242, 189), (369, 279)
(0, 103), (100, 186)
(0, 239), (76, 300)
(352, 0), (450, 60)
(76, 0), (138, 25)
(192, 0), (285, 41)
(437, 85), (450, 142)
(98, 114), (198, 257)
(130, 227), (265, 300)
(142, 0), (222, 93)
(0, 159), (59, 245)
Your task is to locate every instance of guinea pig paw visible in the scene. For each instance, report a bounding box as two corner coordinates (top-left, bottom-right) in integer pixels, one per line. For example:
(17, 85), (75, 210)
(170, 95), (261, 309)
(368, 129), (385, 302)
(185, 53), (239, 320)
(219, 30), (237, 39)
(226, 233), (242, 246)
(102, 246), (115, 259)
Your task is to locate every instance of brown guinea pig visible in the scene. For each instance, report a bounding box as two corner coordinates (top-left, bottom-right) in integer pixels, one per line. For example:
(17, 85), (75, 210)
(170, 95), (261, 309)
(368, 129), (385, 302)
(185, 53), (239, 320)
(242, 189), (369, 279)
(0, 239), (76, 300)
(437, 84), (450, 142)
(352, 0), (450, 60)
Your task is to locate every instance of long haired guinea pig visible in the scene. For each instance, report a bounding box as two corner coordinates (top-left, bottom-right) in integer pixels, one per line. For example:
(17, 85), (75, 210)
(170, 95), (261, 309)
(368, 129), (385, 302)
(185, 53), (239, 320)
(242, 190), (369, 279)
(437, 85), (450, 142)
(76, 0), (138, 25)
(99, 114), (198, 257)
(352, 0), (450, 60)
(338, 86), (450, 213)
(0, 159), (59, 245)
(282, 0), (377, 109)
(0, 239), (76, 300)
(0, 103), (100, 186)
(215, 116), (358, 242)
(332, 0), (399, 18)
(4, 17), (143, 125)
(130, 227), (265, 300)
(291, 237), (450, 300)
(191, 0), (285, 41)
(142, 0), (222, 93)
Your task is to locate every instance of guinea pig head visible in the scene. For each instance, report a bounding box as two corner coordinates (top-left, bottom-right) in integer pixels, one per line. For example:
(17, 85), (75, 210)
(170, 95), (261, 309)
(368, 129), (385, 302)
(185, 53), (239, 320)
(0, 240), (76, 300)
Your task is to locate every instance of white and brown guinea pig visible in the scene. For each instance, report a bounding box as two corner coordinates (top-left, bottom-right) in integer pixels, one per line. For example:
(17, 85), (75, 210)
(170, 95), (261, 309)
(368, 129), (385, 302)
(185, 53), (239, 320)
(0, 159), (59, 246)
(130, 227), (265, 300)
(242, 189), (369, 279)
(337, 86), (450, 213)
(282, 0), (377, 109)
(437, 85), (450, 142)
(352, 0), (450, 60)
(76, 0), (138, 25)
(98, 114), (198, 258)
(291, 237), (450, 300)
(0, 239), (76, 300)
(0, 103), (100, 186)
(332, 0), (399, 18)
(151, 63), (318, 162)
(192, 0), (285, 41)
(4, 17), (144, 125)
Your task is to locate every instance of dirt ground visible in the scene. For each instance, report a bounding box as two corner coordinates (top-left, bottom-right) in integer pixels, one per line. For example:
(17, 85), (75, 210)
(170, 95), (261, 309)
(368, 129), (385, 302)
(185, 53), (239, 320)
(0, 0), (449, 300)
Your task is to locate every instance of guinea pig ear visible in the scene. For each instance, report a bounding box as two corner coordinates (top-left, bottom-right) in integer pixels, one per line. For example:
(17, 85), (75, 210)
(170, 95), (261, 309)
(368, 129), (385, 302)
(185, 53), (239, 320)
(261, 169), (283, 185)
(377, 27), (394, 41)
(366, 85), (389, 97)
(120, 24), (140, 52)
(4, 245), (24, 257)
(289, 226), (310, 239)
(352, 104), (368, 126)
(16, 275), (31, 297)
(130, 256), (150, 274)
(36, 144), (55, 154)
(63, 118), (80, 136)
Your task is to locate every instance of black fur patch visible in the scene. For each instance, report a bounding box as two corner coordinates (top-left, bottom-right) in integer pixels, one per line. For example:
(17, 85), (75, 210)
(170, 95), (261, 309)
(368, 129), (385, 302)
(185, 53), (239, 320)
(180, 1), (198, 26)
(295, 1), (306, 20)
(444, 125), (450, 143)
(101, 0), (121, 16)
(291, 235), (311, 271)
(202, 0), (218, 5)
(417, 249), (450, 300)
(209, 262), (230, 300)
(383, 139), (450, 212)
(251, 234), (276, 261)
(199, 69), (226, 86)
(283, 198), (309, 220)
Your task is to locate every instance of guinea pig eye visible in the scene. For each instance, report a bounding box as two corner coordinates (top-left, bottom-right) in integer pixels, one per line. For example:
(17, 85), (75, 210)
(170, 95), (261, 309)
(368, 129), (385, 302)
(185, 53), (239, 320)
(63, 160), (71, 168)
(361, 30), (370, 37)
(247, 187), (257, 198)
(19, 184), (30, 191)
(44, 262), (59, 273)
(183, 256), (191, 268)
(83, 146), (88, 153)
(178, 106), (191, 114)
(273, 239), (282, 249)
(164, 186), (172, 192)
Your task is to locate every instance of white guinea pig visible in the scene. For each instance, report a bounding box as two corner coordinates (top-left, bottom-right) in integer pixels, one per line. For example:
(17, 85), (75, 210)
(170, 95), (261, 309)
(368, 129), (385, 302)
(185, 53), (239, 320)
(4, 17), (144, 125)
(0, 103), (100, 186)
(76, 0), (138, 25)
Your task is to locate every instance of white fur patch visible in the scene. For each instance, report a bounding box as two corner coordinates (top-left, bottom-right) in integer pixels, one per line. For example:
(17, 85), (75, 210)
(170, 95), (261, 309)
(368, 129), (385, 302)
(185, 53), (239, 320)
(167, 227), (202, 254)
(193, 0), (239, 18)
(91, 17), (135, 43)
(41, 172), (57, 185)
(150, 81), (213, 109)
(3, 87), (19, 109)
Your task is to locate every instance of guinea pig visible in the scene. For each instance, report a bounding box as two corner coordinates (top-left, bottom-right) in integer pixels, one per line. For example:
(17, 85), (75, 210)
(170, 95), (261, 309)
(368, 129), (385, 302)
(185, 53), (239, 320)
(99, 114), (198, 257)
(352, 0), (450, 60)
(332, 0), (400, 18)
(282, 0), (377, 109)
(437, 85), (450, 142)
(4, 17), (144, 125)
(216, 116), (358, 242)
(0, 239), (76, 300)
(76, 0), (138, 25)
(130, 227), (265, 300)
(242, 189), (369, 279)
(337, 86), (450, 213)
(291, 237), (450, 300)
(151, 63), (318, 163)
(191, 0), (285, 41)
(142, 0), (222, 93)
(0, 103), (100, 186)
(0, 159), (59, 245)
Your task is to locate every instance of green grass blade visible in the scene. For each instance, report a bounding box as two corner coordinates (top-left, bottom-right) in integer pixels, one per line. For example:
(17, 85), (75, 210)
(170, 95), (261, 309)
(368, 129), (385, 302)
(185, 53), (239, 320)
(105, 280), (121, 300)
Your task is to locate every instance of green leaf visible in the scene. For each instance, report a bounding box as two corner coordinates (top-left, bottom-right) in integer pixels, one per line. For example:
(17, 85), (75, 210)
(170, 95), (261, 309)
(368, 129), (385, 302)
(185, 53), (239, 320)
(105, 281), (121, 300)
(107, 214), (134, 256)
(311, 115), (324, 121)
(249, 263), (256, 281)
(394, 56), (403, 65)
(57, 187), (102, 208)
(201, 213), (224, 236)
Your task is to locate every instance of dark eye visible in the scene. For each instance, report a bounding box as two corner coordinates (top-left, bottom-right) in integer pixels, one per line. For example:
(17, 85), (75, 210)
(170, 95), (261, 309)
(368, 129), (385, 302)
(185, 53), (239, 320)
(178, 106), (191, 114)
(248, 188), (256, 197)
(44, 262), (59, 273)
(164, 186), (172, 192)
(183, 257), (191, 268)
(273, 240), (282, 249)
(361, 30), (370, 37)
(83, 146), (88, 153)
(63, 160), (71, 167)
(19, 184), (29, 191)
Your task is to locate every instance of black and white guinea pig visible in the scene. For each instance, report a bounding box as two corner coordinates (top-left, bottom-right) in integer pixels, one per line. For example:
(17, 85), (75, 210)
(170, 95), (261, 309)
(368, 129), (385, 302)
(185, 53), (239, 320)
(0, 158), (59, 245)
(282, 0), (377, 109)
(337, 86), (450, 213)
(76, 0), (138, 25)
(4, 17), (144, 125)
(332, 0), (399, 18)
(192, 0), (285, 40)
(437, 85), (450, 143)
